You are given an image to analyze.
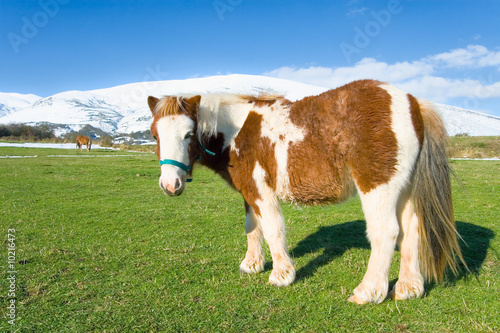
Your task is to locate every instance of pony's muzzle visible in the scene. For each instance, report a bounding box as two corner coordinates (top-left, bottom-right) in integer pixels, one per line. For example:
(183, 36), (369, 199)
(159, 176), (185, 196)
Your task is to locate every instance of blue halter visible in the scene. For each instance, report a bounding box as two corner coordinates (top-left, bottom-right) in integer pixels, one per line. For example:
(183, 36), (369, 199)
(197, 137), (216, 156)
(159, 159), (190, 172)
(158, 136), (215, 183)
(159, 159), (193, 182)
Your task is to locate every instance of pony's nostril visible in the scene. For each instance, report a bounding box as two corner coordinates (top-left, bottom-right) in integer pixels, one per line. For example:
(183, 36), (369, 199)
(160, 182), (170, 193)
(166, 184), (175, 193)
(159, 178), (183, 196)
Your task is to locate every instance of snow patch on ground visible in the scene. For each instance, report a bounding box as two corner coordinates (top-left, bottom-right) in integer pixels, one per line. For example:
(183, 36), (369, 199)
(0, 142), (115, 149)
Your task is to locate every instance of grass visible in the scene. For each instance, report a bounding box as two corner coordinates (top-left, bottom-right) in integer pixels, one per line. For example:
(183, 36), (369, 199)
(448, 136), (500, 159)
(0, 146), (499, 332)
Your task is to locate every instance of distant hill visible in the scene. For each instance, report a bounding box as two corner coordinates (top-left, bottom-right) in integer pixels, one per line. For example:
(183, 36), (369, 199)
(0, 92), (41, 117)
(1, 74), (499, 137)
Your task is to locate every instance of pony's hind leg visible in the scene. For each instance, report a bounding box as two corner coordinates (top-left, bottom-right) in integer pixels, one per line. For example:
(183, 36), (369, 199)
(349, 186), (400, 304)
(240, 203), (265, 274)
(390, 197), (424, 300)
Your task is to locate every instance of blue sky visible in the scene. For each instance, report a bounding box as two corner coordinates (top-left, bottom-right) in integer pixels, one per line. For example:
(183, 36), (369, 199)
(1, 0), (500, 116)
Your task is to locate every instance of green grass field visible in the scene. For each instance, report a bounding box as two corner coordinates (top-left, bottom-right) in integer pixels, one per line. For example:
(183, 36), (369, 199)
(1, 146), (499, 332)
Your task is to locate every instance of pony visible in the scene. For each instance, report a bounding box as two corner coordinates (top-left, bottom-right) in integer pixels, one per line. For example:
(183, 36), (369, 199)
(148, 79), (465, 304)
(76, 135), (91, 152)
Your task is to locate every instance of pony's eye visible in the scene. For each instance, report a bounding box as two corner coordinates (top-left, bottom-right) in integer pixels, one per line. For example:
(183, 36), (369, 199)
(184, 132), (193, 140)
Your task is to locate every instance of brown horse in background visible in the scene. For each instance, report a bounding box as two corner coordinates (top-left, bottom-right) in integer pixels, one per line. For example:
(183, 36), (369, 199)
(76, 135), (91, 151)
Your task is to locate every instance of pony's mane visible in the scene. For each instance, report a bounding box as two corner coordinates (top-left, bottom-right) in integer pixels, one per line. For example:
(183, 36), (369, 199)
(240, 94), (286, 104)
(154, 93), (287, 138)
(154, 96), (185, 117)
(197, 93), (286, 138)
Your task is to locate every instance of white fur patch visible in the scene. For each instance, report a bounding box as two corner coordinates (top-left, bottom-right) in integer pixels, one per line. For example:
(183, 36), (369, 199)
(380, 83), (421, 188)
(253, 101), (306, 199)
(198, 95), (253, 153)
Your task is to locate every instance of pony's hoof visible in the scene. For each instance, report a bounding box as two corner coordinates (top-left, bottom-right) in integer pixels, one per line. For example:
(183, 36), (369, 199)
(348, 294), (368, 305)
(268, 266), (295, 287)
(349, 285), (387, 304)
(389, 280), (424, 300)
(239, 256), (265, 274)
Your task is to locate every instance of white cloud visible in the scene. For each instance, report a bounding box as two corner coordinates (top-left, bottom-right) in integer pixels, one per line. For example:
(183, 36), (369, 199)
(428, 45), (500, 68)
(264, 58), (433, 89)
(263, 45), (500, 106)
(397, 76), (500, 102)
(331, 58), (433, 83)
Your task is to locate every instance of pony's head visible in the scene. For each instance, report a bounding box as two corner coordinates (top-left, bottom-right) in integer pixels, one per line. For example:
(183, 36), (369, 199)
(148, 95), (201, 196)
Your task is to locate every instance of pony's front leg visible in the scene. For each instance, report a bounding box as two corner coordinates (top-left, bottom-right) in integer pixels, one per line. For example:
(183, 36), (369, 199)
(240, 163), (295, 286)
(254, 197), (295, 287)
(240, 202), (265, 274)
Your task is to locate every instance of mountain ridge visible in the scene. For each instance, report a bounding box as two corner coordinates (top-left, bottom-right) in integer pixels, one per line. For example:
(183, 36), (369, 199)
(1, 74), (499, 137)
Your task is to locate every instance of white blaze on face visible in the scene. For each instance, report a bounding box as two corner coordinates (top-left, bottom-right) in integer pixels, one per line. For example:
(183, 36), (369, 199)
(156, 115), (194, 195)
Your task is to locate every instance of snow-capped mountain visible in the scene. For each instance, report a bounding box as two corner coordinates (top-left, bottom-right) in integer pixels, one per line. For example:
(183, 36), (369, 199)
(0, 92), (41, 117)
(436, 103), (500, 136)
(1, 74), (499, 137)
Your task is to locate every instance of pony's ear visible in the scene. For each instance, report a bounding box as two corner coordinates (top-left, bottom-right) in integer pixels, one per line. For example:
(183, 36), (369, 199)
(148, 96), (160, 115)
(182, 95), (201, 117)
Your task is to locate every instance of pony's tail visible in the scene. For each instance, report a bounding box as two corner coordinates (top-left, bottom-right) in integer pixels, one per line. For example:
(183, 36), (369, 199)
(412, 100), (466, 282)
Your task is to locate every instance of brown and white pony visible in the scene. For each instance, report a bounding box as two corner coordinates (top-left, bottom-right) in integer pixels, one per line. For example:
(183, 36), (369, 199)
(76, 135), (91, 151)
(148, 79), (465, 304)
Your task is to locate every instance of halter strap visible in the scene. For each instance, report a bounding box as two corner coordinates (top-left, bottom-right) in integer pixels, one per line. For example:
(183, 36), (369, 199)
(159, 159), (190, 172)
(158, 136), (215, 183)
(197, 136), (216, 156)
(159, 159), (193, 182)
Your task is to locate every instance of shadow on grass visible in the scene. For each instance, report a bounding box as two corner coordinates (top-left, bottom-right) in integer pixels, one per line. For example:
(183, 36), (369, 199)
(422, 221), (495, 294)
(291, 220), (369, 282)
(291, 220), (494, 284)
(454, 221), (495, 278)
